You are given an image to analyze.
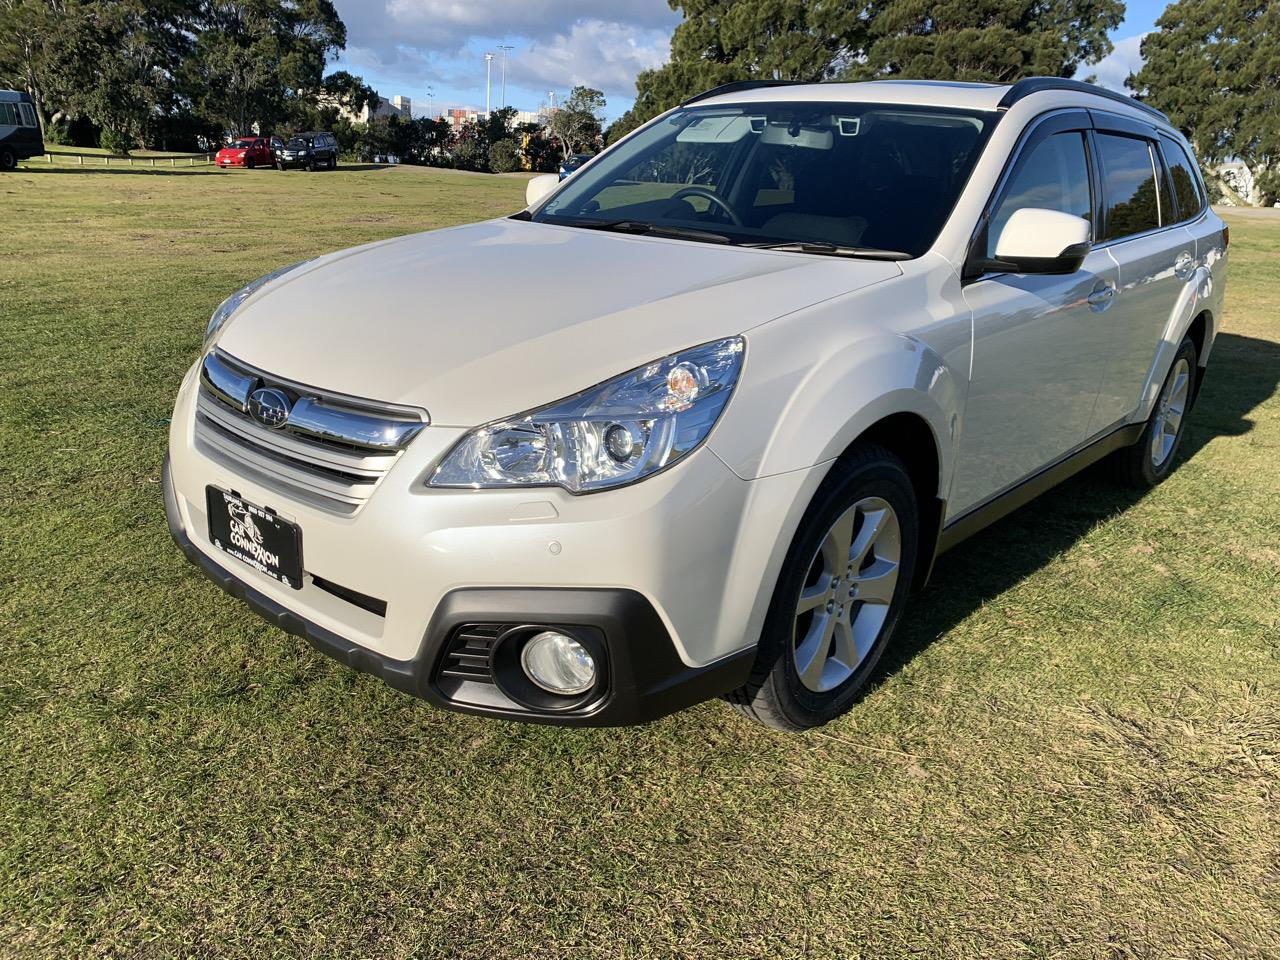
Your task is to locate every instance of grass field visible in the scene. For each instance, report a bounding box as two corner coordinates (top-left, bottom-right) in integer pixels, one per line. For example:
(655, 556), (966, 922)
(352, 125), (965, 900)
(2, 162), (1278, 959)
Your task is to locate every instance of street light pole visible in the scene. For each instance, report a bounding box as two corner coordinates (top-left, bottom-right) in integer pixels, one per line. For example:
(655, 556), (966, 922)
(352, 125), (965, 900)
(498, 45), (514, 109)
(484, 53), (494, 117)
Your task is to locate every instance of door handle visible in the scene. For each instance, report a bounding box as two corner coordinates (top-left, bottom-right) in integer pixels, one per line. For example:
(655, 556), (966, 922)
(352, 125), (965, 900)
(1087, 283), (1115, 309)
(1174, 251), (1195, 280)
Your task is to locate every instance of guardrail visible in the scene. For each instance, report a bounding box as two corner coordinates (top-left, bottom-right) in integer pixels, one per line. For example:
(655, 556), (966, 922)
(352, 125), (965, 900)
(40, 151), (216, 167)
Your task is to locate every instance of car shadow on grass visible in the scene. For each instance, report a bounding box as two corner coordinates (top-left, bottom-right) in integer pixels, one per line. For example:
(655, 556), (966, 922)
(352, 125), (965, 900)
(878, 331), (1280, 680)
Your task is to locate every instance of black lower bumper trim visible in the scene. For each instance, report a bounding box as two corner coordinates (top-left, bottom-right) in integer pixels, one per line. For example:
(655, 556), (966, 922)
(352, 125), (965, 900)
(163, 455), (753, 725)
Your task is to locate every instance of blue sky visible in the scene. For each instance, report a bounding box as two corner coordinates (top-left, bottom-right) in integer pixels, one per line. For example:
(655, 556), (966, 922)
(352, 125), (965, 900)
(329, 0), (1171, 123)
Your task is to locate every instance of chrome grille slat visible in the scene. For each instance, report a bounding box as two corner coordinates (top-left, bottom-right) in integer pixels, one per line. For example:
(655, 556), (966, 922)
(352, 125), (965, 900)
(193, 351), (427, 513)
(197, 394), (391, 477)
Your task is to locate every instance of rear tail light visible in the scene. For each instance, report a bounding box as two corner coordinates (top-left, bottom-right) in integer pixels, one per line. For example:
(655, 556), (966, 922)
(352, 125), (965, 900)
(1222, 225), (1230, 248)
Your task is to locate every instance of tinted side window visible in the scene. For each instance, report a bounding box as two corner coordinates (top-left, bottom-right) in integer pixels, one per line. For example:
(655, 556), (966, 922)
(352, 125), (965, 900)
(19, 103), (37, 127)
(987, 131), (1092, 258)
(0, 103), (16, 125)
(1097, 133), (1161, 240)
(1160, 134), (1204, 221)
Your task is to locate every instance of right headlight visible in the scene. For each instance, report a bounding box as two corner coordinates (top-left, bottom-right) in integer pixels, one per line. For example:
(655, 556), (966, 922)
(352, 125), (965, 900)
(429, 337), (745, 493)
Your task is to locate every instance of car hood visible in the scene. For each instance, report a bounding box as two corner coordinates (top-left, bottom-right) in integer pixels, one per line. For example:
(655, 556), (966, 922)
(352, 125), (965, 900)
(215, 218), (902, 426)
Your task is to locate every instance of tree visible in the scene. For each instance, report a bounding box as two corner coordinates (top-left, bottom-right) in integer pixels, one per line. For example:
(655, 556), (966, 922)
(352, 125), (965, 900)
(849, 0), (1123, 82)
(1130, 0), (1280, 205)
(547, 85), (605, 158)
(617, 0), (1124, 130)
(0, 0), (60, 133)
(488, 138), (520, 173)
(182, 0), (345, 136)
(617, 0), (868, 132)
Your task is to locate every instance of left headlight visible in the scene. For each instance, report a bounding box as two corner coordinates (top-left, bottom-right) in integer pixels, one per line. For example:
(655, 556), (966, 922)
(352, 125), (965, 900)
(430, 337), (745, 494)
(204, 260), (311, 346)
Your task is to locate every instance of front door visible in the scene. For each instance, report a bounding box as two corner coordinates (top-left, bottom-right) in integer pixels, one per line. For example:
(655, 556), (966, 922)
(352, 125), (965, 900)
(950, 114), (1117, 519)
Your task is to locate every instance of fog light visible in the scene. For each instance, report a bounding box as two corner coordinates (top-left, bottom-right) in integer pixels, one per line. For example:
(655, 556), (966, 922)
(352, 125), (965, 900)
(520, 631), (597, 695)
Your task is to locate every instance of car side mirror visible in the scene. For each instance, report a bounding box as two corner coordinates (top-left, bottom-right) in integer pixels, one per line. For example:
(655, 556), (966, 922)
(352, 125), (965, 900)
(976, 208), (1092, 277)
(525, 173), (559, 208)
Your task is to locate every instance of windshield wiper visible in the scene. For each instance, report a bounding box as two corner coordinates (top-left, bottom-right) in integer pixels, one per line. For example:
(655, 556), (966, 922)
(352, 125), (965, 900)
(554, 218), (733, 245)
(746, 241), (911, 260)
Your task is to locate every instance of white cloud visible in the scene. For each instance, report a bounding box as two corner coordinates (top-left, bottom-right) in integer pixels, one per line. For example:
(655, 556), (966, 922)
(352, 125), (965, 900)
(511, 20), (671, 97)
(1076, 33), (1149, 93)
(331, 0), (677, 106)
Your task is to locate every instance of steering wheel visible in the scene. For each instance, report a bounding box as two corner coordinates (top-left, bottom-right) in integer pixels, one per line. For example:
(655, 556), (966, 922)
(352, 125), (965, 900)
(669, 186), (743, 227)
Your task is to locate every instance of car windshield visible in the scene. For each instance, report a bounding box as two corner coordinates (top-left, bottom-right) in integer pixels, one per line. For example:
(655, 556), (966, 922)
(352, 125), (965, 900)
(534, 101), (996, 257)
(233, 139), (257, 148)
(287, 138), (310, 148)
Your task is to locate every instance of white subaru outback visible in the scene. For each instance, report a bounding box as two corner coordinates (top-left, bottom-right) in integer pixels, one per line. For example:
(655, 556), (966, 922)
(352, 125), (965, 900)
(165, 78), (1227, 730)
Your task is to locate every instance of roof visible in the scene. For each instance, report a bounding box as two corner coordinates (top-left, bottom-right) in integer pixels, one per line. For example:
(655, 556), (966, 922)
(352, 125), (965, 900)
(0, 89), (34, 104)
(686, 77), (1169, 125)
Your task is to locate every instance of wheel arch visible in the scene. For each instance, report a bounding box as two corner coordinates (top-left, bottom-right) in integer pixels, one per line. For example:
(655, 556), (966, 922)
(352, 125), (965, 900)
(836, 412), (945, 591)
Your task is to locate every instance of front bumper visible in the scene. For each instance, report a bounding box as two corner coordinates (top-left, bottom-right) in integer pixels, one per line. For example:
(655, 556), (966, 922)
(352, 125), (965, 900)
(165, 356), (824, 723)
(167, 455), (751, 724)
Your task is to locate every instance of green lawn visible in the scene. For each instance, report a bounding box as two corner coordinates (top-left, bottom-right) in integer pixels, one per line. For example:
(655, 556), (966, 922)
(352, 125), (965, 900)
(2, 163), (1278, 958)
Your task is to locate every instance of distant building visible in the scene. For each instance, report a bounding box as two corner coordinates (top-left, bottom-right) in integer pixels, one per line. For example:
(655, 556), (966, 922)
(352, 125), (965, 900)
(341, 94), (412, 125)
(438, 107), (545, 132)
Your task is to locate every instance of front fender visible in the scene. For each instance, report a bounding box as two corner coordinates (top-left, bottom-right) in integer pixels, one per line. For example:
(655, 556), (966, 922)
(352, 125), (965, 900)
(710, 325), (960, 494)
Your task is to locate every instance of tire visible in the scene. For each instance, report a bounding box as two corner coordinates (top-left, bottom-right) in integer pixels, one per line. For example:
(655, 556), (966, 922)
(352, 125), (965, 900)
(1110, 337), (1198, 488)
(727, 443), (920, 731)
(245, 157), (255, 170)
(306, 159), (315, 172)
(0, 148), (17, 171)
(330, 156), (338, 169)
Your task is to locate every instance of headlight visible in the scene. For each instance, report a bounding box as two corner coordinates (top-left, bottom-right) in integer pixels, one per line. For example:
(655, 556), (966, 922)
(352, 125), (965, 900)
(204, 260), (311, 346)
(430, 337), (745, 493)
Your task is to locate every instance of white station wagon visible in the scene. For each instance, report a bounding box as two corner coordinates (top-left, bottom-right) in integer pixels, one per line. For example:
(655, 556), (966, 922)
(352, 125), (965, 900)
(166, 78), (1227, 730)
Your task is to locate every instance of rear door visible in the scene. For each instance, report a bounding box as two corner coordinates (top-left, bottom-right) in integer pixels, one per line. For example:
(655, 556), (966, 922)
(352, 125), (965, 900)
(951, 110), (1119, 517)
(1085, 113), (1197, 432)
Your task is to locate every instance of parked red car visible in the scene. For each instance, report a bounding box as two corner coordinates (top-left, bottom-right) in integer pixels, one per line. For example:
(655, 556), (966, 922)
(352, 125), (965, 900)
(216, 137), (282, 170)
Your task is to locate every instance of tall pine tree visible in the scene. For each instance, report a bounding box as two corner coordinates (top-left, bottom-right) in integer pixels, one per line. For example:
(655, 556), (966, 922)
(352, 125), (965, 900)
(1131, 0), (1280, 205)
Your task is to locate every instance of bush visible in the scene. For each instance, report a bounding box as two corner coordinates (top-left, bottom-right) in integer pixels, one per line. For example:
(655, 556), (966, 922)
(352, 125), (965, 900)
(488, 139), (520, 173)
(98, 128), (136, 156)
(43, 119), (71, 145)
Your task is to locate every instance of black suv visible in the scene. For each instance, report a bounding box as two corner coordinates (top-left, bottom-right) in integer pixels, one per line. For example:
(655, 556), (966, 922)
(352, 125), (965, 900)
(279, 132), (339, 171)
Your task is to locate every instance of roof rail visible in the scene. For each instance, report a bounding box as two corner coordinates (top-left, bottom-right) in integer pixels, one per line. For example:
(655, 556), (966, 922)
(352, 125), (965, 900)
(998, 77), (1169, 123)
(681, 80), (802, 107)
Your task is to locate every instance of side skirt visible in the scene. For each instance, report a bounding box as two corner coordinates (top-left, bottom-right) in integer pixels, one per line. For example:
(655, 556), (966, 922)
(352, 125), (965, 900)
(935, 422), (1144, 556)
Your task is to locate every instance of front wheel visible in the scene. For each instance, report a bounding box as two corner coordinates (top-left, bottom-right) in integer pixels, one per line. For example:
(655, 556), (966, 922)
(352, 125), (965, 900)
(1110, 337), (1198, 488)
(728, 444), (919, 731)
(245, 157), (255, 170)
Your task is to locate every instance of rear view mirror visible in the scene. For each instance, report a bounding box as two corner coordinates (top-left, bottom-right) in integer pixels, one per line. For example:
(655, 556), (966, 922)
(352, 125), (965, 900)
(983, 208), (1092, 275)
(526, 173), (559, 208)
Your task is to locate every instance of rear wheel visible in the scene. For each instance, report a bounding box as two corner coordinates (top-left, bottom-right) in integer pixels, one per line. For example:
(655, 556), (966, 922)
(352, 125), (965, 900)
(0, 148), (17, 171)
(1111, 337), (1197, 488)
(727, 444), (919, 731)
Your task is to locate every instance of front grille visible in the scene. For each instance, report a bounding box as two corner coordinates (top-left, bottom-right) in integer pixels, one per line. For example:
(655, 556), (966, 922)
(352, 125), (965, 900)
(194, 350), (426, 514)
(438, 625), (501, 683)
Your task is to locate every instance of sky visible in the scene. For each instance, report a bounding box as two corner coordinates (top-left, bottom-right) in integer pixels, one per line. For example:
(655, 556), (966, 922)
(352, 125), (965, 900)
(328, 0), (1172, 123)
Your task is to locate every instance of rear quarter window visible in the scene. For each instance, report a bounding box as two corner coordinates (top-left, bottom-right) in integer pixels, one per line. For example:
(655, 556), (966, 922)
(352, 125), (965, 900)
(1160, 134), (1206, 221)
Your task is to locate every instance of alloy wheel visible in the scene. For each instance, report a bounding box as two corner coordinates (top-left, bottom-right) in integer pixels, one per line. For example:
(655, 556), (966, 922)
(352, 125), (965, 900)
(1151, 358), (1191, 467)
(792, 496), (901, 693)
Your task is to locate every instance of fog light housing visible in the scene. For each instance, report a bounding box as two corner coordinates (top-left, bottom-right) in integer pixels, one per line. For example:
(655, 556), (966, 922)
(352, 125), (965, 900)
(520, 631), (597, 695)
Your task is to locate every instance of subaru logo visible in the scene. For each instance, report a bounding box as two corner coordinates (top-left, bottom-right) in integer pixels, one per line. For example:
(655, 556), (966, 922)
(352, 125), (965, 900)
(247, 387), (292, 429)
